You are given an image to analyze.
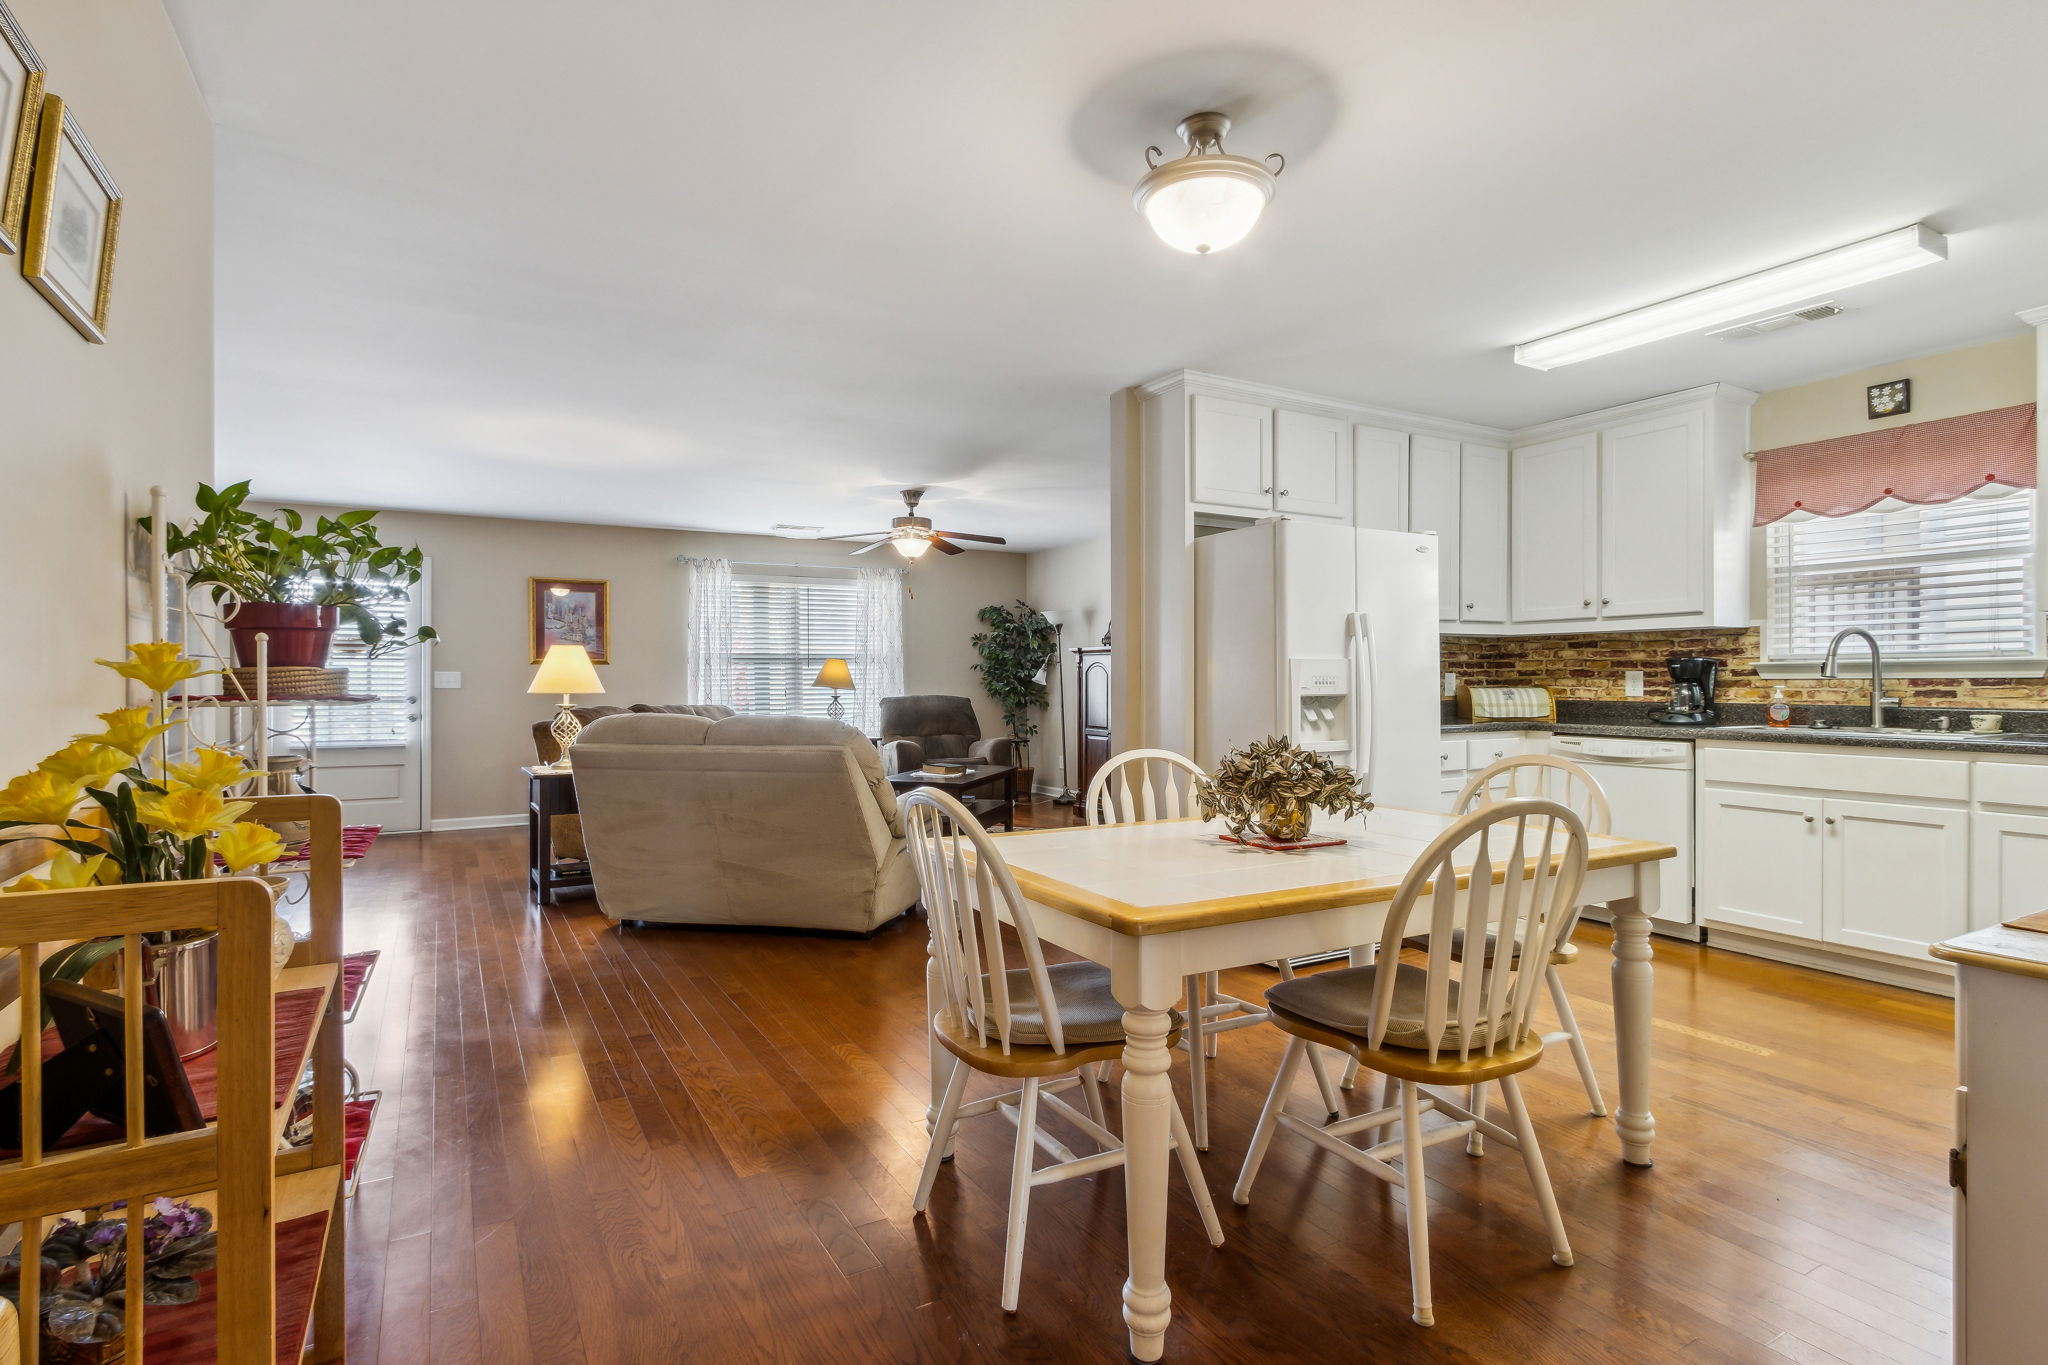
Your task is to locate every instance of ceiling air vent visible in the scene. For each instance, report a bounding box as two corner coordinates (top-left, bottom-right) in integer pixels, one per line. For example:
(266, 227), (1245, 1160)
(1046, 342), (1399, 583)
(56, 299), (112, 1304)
(1705, 302), (1846, 341)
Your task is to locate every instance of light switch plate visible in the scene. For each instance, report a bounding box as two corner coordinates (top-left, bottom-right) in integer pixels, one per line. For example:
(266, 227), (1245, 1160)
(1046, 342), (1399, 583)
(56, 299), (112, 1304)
(1442, 671), (1457, 698)
(433, 671), (463, 689)
(1624, 670), (1644, 698)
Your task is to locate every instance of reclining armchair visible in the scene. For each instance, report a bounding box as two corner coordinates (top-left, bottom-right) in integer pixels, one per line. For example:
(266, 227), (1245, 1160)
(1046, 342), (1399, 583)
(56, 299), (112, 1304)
(877, 694), (1013, 776)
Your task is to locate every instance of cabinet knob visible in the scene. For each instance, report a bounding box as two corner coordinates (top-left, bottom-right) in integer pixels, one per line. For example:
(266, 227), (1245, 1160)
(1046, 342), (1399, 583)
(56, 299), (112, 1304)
(1465, 602), (1475, 610)
(1261, 486), (1272, 494)
(1825, 817), (1836, 825)
(1582, 598), (1592, 607)
(1804, 815), (1815, 823)
(1601, 598), (1612, 606)
(1279, 489), (1290, 497)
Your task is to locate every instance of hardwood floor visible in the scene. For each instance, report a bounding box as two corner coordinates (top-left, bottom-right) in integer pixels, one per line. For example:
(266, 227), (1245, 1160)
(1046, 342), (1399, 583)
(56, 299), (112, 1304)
(339, 803), (1956, 1363)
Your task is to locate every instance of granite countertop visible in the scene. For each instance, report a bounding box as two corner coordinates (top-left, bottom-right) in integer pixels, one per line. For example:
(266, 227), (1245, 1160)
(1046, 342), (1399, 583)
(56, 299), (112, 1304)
(1441, 700), (2048, 756)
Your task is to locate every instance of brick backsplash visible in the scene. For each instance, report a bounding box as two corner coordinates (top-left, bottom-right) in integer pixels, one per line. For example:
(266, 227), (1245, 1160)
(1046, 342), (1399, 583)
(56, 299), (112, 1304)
(1442, 627), (2048, 708)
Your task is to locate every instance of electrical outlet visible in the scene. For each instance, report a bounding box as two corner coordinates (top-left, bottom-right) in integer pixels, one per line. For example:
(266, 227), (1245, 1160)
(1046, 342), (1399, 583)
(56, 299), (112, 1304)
(433, 671), (463, 689)
(1442, 671), (1457, 698)
(1624, 670), (1644, 698)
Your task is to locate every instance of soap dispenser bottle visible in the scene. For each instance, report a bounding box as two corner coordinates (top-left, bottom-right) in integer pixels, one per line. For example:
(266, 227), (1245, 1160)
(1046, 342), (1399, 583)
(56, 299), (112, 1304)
(1768, 686), (1791, 728)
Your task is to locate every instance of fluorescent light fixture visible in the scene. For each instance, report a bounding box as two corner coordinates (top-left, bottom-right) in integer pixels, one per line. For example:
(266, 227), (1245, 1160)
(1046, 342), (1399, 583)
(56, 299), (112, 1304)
(1513, 224), (1948, 371)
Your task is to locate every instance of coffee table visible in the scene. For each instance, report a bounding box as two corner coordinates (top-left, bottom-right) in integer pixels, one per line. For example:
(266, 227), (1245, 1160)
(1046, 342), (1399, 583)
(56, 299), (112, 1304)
(885, 762), (1017, 830)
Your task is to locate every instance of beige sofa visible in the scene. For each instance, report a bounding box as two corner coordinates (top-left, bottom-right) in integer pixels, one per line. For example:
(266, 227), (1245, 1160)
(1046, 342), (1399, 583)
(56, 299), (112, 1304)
(568, 713), (920, 933)
(532, 703), (736, 862)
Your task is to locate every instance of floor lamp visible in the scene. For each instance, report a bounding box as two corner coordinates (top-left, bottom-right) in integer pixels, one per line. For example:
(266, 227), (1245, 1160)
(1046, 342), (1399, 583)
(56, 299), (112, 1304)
(1052, 622), (1078, 805)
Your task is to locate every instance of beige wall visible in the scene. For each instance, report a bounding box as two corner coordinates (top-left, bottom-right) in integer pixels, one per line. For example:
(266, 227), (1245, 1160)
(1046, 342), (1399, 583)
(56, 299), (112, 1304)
(1022, 531), (1111, 792)
(1745, 331), (2039, 619)
(0, 0), (212, 775)
(258, 506), (1027, 823)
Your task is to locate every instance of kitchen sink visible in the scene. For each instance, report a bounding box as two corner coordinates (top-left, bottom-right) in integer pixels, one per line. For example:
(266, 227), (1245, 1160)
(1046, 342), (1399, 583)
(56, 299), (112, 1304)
(1711, 724), (2041, 742)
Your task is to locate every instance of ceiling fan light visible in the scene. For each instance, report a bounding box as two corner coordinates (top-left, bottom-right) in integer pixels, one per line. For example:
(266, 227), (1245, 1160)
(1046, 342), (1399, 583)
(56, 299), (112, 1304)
(892, 536), (932, 561)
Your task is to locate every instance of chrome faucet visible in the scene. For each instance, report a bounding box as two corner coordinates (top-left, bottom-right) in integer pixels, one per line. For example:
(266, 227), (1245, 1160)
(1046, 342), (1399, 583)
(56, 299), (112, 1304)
(1821, 627), (1899, 729)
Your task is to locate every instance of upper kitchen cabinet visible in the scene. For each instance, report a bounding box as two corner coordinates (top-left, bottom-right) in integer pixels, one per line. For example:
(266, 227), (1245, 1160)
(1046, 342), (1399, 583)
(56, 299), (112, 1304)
(1273, 410), (1352, 519)
(1408, 436), (1463, 623)
(1457, 444), (1508, 624)
(1507, 384), (1756, 632)
(1189, 394), (1274, 511)
(1352, 425), (1408, 532)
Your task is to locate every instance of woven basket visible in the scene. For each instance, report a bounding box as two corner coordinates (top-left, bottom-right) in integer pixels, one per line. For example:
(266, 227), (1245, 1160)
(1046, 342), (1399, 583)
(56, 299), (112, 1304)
(225, 664), (349, 699)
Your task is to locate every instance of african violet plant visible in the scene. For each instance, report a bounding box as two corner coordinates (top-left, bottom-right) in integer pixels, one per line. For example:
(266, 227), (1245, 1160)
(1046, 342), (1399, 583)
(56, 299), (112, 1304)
(1199, 734), (1373, 845)
(0, 1198), (219, 1349)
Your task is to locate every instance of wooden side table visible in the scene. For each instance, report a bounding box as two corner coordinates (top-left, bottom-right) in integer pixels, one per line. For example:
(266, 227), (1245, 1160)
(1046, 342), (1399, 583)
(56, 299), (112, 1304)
(525, 765), (592, 905)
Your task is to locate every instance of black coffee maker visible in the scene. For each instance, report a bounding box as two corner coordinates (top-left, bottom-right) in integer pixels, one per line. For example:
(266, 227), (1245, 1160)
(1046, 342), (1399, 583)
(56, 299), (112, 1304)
(1651, 656), (1719, 726)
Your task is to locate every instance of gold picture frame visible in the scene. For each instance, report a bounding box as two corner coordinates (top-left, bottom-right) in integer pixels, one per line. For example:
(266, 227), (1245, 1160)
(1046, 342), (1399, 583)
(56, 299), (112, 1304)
(0, 0), (44, 254)
(529, 578), (610, 664)
(21, 92), (121, 343)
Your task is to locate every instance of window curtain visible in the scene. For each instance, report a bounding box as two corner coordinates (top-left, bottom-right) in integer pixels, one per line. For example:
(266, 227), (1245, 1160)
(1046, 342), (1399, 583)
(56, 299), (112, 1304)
(1752, 402), (2037, 525)
(852, 567), (906, 736)
(682, 556), (734, 707)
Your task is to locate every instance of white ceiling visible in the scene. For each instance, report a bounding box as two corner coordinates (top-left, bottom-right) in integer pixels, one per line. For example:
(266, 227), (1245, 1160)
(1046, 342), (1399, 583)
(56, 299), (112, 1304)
(166, 0), (2048, 552)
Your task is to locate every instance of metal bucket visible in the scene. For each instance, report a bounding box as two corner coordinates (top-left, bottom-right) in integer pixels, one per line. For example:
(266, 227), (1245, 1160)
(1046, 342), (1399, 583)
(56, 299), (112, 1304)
(144, 932), (221, 1060)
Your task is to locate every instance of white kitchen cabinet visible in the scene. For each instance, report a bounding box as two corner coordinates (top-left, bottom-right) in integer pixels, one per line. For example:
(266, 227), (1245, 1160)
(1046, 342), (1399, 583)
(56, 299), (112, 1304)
(1273, 410), (1351, 519)
(1824, 798), (1970, 957)
(1408, 436), (1462, 624)
(1697, 788), (1825, 938)
(1509, 433), (1599, 623)
(1190, 394), (1273, 511)
(1353, 425), (1408, 533)
(1971, 811), (2048, 932)
(1458, 444), (1509, 624)
(1600, 409), (1707, 619)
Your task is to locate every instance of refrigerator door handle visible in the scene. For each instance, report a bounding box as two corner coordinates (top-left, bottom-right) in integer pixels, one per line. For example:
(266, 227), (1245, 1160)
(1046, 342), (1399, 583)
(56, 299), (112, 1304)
(1347, 611), (1376, 786)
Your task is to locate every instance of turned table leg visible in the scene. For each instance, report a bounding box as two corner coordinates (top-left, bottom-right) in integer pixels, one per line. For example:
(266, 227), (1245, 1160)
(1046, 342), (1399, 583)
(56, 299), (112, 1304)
(1608, 886), (1657, 1167)
(1120, 999), (1176, 1360)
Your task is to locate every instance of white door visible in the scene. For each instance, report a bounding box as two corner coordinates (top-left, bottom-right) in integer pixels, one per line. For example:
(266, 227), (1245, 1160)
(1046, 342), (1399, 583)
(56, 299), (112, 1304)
(1823, 797), (1969, 957)
(1509, 433), (1600, 623)
(1697, 787), (1824, 937)
(1353, 425), (1408, 533)
(1458, 444), (1508, 624)
(310, 579), (429, 832)
(1600, 409), (1706, 619)
(1190, 394), (1273, 511)
(1971, 812), (2048, 931)
(1407, 435), (1461, 623)
(1274, 410), (1351, 519)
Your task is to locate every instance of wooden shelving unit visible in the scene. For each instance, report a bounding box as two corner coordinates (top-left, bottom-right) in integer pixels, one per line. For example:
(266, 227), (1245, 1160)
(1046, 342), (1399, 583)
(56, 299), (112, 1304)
(0, 791), (351, 1364)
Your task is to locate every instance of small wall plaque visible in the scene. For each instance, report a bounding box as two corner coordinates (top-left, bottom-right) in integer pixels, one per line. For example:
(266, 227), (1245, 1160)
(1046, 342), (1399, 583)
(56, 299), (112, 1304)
(1868, 378), (1911, 419)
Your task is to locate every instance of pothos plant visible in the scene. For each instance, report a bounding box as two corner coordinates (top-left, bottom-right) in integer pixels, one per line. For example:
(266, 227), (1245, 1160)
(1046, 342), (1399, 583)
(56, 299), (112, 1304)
(140, 480), (437, 657)
(1199, 735), (1374, 845)
(969, 601), (1058, 752)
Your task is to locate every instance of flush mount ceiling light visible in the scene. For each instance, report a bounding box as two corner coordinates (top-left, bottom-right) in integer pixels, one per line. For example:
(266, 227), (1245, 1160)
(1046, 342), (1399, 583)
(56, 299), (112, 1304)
(1133, 112), (1284, 255)
(1512, 224), (1949, 371)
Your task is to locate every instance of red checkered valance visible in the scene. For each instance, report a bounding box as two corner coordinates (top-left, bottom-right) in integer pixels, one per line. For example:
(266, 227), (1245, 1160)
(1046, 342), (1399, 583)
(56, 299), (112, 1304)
(1752, 402), (2038, 525)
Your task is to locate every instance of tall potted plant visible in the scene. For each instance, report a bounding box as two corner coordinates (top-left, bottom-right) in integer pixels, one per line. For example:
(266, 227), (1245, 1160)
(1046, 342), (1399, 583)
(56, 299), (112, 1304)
(970, 600), (1058, 795)
(141, 481), (437, 669)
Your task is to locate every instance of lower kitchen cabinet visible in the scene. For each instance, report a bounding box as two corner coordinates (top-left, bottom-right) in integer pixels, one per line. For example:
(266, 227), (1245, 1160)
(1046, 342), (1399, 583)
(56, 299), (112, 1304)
(1970, 811), (2048, 930)
(1697, 789), (1824, 938)
(1824, 797), (1970, 957)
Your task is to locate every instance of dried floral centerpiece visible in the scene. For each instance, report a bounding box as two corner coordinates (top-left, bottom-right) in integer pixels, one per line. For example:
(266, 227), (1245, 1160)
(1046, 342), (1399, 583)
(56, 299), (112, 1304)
(1199, 735), (1373, 846)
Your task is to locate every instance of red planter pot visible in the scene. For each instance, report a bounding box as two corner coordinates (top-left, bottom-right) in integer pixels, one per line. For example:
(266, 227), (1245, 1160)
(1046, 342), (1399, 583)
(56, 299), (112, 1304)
(227, 602), (341, 668)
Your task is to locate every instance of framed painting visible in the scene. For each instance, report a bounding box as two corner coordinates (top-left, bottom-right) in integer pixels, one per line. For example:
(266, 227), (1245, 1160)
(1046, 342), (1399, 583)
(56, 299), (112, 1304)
(530, 578), (610, 664)
(0, 0), (44, 255)
(21, 93), (121, 343)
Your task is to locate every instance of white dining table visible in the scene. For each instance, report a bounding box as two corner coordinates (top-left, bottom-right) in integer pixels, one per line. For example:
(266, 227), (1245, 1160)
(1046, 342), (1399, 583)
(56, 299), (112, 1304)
(933, 803), (1674, 1362)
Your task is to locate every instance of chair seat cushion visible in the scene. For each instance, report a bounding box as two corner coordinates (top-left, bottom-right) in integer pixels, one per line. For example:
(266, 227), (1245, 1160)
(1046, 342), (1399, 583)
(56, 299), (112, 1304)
(1266, 963), (1504, 1052)
(1400, 928), (1578, 968)
(986, 960), (1172, 1046)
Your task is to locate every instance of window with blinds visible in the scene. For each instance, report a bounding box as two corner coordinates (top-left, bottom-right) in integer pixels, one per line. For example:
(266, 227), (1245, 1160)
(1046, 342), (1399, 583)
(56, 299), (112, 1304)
(317, 637), (418, 746)
(729, 573), (862, 719)
(1764, 489), (2039, 665)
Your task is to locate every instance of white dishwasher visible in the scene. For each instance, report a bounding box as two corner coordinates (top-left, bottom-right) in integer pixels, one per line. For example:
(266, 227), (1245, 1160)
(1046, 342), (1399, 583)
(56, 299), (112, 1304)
(1549, 734), (1698, 941)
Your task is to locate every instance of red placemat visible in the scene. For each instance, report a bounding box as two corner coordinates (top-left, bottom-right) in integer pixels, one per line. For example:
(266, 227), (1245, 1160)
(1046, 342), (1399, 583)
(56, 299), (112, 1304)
(339, 949), (379, 1015)
(269, 824), (381, 869)
(343, 1092), (380, 1185)
(1219, 833), (1349, 851)
(141, 1209), (330, 1364)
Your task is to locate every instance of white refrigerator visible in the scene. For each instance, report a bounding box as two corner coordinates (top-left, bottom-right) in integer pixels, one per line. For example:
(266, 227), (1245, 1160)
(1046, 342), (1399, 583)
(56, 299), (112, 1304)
(1194, 519), (1441, 811)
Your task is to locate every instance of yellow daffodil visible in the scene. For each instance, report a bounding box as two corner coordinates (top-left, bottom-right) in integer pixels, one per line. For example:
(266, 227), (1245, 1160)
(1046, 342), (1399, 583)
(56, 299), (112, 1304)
(164, 747), (253, 791)
(133, 787), (251, 840)
(75, 707), (177, 760)
(2, 851), (107, 893)
(96, 641), (211, 694)
(0, 771), (85, 826)
(210, 821), (284, 872)
(36, 741), (130, 787)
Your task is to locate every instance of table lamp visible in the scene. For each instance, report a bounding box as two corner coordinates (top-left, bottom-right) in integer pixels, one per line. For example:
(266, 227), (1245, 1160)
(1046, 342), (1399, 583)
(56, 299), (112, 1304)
(529, 643), (605, 767)
(813, 657), (854, 723)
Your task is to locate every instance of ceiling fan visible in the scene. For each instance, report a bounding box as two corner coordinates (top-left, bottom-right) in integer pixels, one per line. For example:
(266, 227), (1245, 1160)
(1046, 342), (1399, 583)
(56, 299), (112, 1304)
(829, 488), (1007, 561)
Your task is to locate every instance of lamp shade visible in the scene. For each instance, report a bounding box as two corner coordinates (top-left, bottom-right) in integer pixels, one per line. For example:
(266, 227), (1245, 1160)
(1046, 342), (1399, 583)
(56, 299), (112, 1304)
(813, 657), (855, 691)
(528, 643), (605, 695)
